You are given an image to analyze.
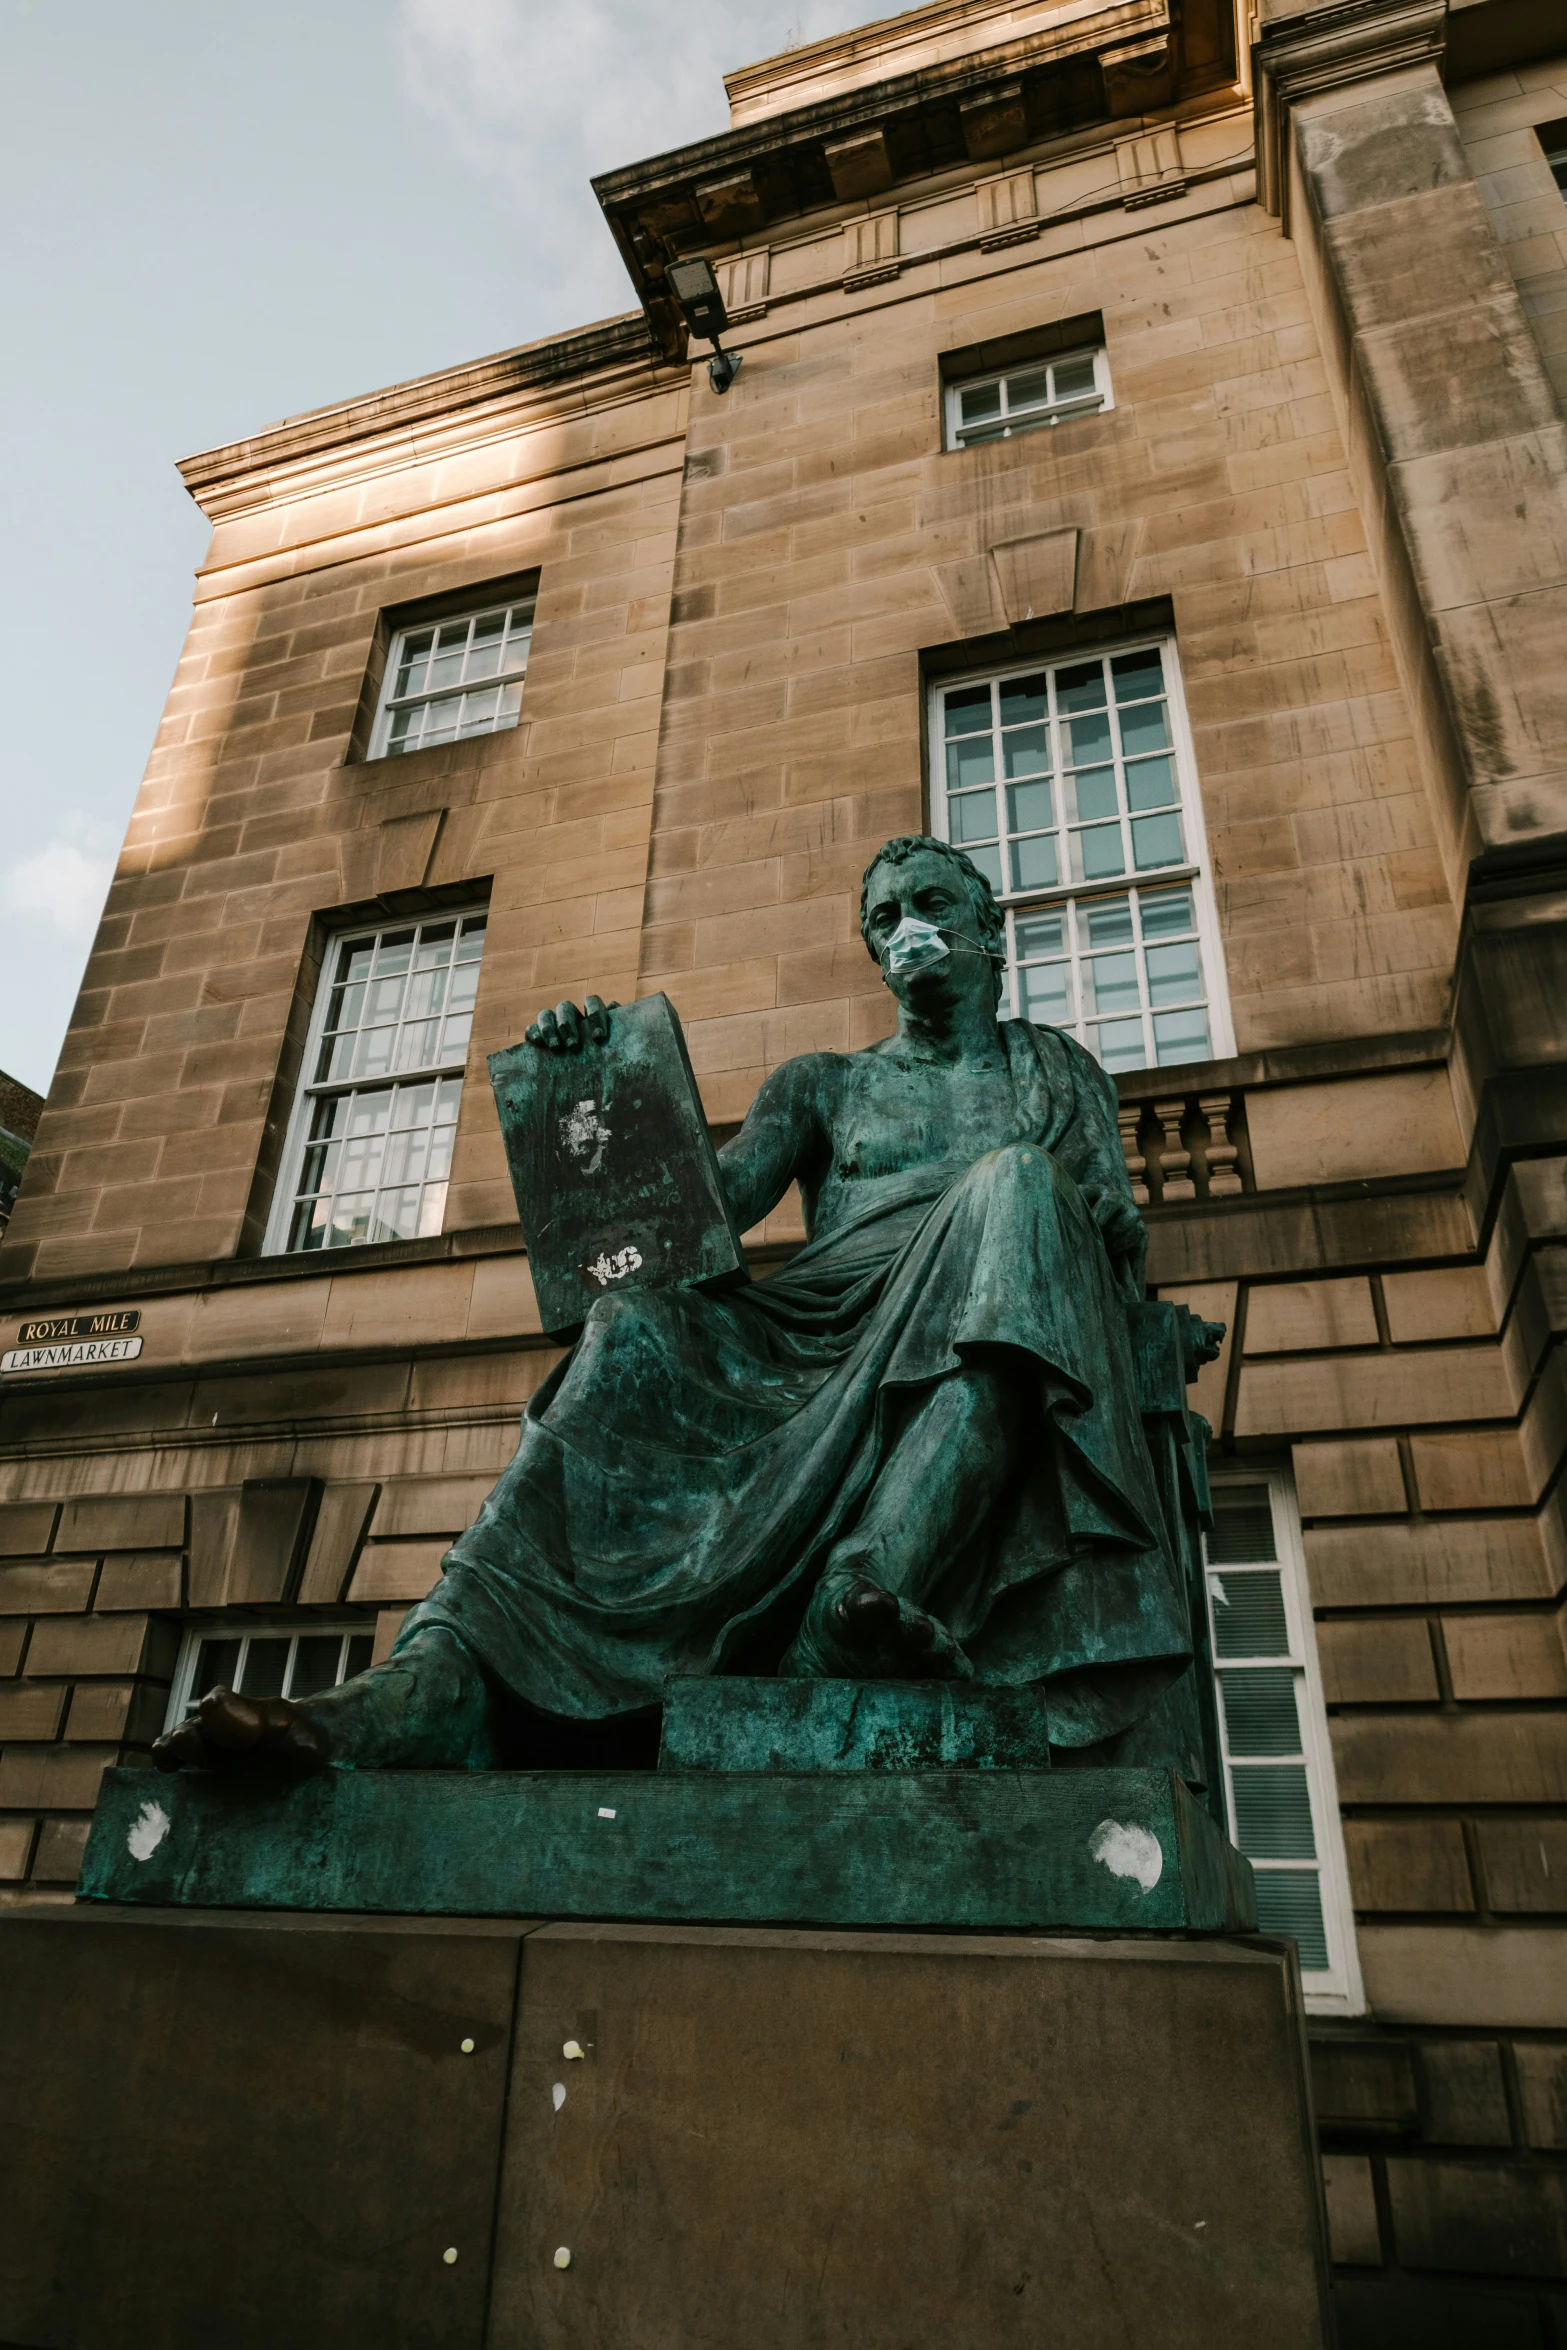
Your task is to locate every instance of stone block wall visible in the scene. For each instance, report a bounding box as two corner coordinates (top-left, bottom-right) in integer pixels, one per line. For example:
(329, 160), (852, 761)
(0, 333), (688, 1285)
(1454, 52), (1567, 412)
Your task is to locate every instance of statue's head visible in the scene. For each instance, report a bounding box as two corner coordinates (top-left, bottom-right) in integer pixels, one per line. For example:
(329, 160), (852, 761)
(859, 835), (1008, 1006)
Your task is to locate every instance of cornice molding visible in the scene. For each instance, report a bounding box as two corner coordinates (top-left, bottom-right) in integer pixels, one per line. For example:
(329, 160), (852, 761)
(1252, 0), (1446, 220)
(597, 0), (1166, 206)
(178, 315), (677, 520)
(723, 0), (1129, 123)
(592, 0), (1209, 351)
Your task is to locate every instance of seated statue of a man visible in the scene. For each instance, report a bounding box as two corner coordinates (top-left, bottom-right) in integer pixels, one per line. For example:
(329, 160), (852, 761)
(156, 834), (1195, 1774)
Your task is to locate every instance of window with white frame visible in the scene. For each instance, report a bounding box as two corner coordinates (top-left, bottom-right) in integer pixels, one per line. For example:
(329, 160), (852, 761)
(1536, 118), (1567, 195)
(164, 1619), (377, 1731)
(1206, 1475), (1364, 2014)
(929, 639), (1232, 1072)
(265, 909), (488, 1255)
(371, 596), (533, 759)
(944, 346), (1112, 449)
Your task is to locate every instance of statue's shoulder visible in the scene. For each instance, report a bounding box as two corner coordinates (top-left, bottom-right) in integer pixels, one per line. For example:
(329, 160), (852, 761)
(754, 1048), (856, 1116)
(1003, 1019), (1120, 1115)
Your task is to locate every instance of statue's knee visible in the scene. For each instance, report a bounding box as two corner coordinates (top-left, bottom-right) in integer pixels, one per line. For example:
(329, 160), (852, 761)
(991, 1141), (1056, 1184)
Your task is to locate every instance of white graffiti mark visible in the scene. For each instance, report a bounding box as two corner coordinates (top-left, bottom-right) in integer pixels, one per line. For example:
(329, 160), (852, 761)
(1088, 1818), (1163, 1893)
(127, 1800), (171, 1862)
(586, 1245), (643, 1287)
(561, 1098), (611, 1175)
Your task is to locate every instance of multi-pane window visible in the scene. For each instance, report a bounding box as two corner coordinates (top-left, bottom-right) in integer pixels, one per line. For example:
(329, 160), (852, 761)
(165, 1620), (376, 1731)
(1206, 1476), (1363, 2014)
(371, 598), (533, 758)
(944, 347), (1111, 449)
(265, 910), (487, 1255)
(930, 641), (1231, 1071)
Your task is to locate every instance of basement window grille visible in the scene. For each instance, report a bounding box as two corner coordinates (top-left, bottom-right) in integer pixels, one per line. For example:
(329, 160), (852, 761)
(165, 1619), (376, 1730)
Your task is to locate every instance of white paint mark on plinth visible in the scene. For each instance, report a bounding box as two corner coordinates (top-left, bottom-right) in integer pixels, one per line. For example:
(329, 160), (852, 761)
(127, 1800), (170, 1862)
(552, 2081), (567, 2112)
(1089, 1818), (1163, 1892)
(443, 2247), (458, 2265)
(554, 2246), (572, 2270)
(563, 2039), (585, 2060)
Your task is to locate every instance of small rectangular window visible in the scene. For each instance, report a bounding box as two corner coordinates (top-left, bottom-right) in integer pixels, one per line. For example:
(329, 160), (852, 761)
(929, 639), (1232, 1071)
(1535, 117), (1567, 195)
(164, 1618), (376, 1731)
(1206, 1473), (1364, 2014)
(264, 908), (488, 1255)
(371, 597), (533, 758)
(944, 346), (1112, 449)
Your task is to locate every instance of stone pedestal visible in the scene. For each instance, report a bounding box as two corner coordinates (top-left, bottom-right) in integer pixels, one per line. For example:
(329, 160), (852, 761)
(0, 1907), (1333, 2350)
(78, 1759), (1254, 1933)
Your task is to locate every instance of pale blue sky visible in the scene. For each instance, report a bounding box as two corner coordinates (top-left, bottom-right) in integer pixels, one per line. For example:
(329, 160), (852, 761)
(0, 0), (880, 1095)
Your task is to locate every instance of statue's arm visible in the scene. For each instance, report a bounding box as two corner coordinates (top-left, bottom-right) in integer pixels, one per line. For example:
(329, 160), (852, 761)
(1034, 1024), (1147, 1299)
(716, 1055), (829, 1234)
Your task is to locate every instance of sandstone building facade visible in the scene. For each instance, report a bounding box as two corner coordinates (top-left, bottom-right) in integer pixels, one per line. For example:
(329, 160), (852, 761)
(2, 0), (1566, 2333)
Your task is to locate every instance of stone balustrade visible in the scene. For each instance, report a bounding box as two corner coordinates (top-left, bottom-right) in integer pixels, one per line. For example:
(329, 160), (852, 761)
(1115, 1083), (1253, 1207)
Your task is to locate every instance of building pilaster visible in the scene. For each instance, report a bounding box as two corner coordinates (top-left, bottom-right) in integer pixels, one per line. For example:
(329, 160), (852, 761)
(1255, 0), (1567, 887)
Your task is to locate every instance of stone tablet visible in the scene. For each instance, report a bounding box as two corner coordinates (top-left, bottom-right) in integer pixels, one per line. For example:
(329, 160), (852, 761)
(488, 992), (744, 1334)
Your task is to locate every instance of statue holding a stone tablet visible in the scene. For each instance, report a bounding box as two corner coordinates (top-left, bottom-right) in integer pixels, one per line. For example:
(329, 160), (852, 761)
(155, 835), (1210, 1778)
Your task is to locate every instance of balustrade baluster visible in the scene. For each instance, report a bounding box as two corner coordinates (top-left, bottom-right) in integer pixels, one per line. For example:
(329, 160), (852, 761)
(1152, 1097), (1196, 1202)
(1117, 1105), (1149, 1204)
(1198, 1090), (1243, 1197)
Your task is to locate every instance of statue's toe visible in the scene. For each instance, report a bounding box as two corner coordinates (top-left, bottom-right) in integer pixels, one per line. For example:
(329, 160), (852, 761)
(151, 1717), (209, 1773)
(902, 1604), (976, 1682)
(832, 1578), (899, 1638)
(197, 1687), (273, 1751)
(827, 1575), (974, 1680)
(190, 1686), (329, 1768)
(275, 1711), (330, 1769)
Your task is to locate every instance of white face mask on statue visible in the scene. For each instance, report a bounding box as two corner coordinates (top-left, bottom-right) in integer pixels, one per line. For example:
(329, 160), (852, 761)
(881, 915), (951, 976)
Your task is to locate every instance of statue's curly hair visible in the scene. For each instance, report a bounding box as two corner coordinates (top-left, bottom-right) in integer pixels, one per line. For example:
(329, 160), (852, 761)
(859, 835), (1008, 1002)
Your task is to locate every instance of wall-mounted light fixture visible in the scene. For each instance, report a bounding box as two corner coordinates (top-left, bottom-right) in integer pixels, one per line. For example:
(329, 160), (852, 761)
(666, 257), (742, 394)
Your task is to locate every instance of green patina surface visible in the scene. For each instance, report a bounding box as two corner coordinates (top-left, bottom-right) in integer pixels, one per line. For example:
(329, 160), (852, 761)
(81, 1764), (1255, 1932)
(488, 992), (742, 1336)
(658, 1676), (1056, 1773)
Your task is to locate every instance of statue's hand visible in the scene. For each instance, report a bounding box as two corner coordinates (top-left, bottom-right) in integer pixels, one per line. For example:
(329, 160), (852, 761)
(526, 995), (617, 1051)
(1080, 1187), (1143, 1261)
(1080, 1185), (1148, 1300)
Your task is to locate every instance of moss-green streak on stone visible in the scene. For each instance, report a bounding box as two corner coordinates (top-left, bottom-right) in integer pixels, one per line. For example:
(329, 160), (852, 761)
(81, 1765), (1254, 1933)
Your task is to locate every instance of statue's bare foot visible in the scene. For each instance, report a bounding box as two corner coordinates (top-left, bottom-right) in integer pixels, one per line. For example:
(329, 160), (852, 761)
(152, 1686), (330, 1773)
(788, 1570), (975, 1680)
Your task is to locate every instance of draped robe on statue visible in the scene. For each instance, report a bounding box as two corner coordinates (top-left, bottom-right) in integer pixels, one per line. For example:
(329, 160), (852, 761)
(398, 1019), (1193, 1748)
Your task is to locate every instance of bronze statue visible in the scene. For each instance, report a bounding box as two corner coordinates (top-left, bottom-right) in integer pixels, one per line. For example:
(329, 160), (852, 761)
(155, 836), (1198, 1774)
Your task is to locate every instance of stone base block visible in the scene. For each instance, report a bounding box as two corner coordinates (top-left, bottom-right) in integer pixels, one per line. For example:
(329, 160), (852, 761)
(79, 1762), (1254, 1932)
(0, 1908), (1332, 2350)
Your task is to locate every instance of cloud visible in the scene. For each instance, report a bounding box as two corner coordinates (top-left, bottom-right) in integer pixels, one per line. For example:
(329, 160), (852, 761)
(393, 0), (882, 325)
(5, 814), (116, 938)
